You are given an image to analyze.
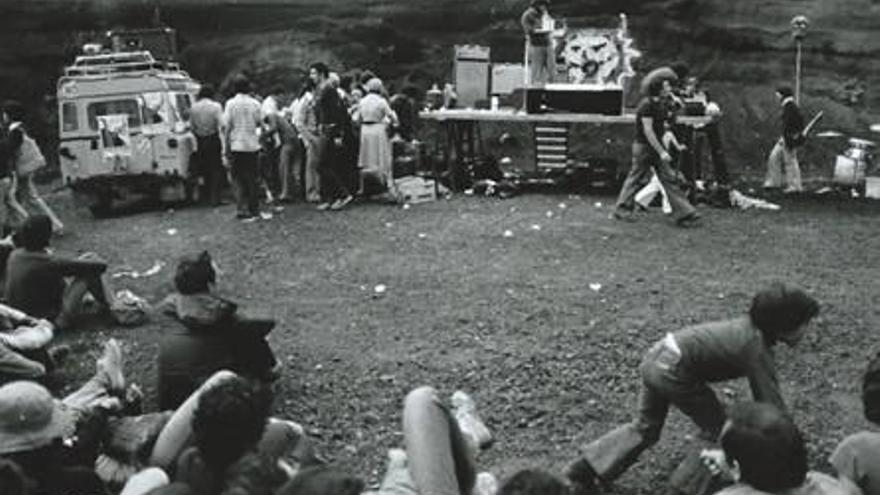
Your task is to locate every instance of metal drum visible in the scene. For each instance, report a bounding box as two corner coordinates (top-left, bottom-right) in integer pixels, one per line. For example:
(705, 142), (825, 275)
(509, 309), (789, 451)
(834, 137), (876, 186)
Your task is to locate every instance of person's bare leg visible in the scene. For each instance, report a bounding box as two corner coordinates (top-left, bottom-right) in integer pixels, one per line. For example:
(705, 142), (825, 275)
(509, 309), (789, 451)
(62, 339), (124, 410)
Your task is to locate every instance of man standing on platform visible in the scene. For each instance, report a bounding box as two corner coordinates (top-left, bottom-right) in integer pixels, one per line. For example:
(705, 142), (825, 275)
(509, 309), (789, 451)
(521, 0), (555, 86)
(612, 77), (700, 227)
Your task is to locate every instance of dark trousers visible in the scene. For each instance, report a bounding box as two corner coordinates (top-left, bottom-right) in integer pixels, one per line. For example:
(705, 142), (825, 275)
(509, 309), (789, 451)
(318, 135), (352, 202)
(680, 124), (730, 185)
(260, 145), (281, 198)
(195, 134), (224, 205)
(230, 151), (260, 216)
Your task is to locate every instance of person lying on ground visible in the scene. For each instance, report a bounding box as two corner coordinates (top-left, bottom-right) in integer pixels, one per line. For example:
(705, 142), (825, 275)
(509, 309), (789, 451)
(274, 386), (571, 495)
(700, 402), (858, 495)
(121, 371), (314, 495)
(4, 214), (116, 330)
(828, 352), (880, 495)
(157, 250), (279, 410)
(0, 339), (126, 495)
(0, 301), (66, 385)
(566, 282), (820, 494)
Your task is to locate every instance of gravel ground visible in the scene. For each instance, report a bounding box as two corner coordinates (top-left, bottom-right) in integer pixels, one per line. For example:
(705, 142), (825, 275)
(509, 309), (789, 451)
(44, 186), (880, 494)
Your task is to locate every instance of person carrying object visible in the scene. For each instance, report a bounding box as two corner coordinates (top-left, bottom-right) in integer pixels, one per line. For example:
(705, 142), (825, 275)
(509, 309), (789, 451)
(763, 86), (805, 193)
(2, 100), (63, 235)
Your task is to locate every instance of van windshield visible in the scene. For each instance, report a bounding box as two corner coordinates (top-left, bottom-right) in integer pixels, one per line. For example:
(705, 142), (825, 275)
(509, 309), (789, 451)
(87, 99), (142, 130)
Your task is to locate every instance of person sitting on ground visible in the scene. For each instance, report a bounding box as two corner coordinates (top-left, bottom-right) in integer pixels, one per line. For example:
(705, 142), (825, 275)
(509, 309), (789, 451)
(828, 352), (880, 495)
(4, 214), (115, 330)
(158, 251), (278, 410)
(566, 283), (820, 494)
(0, 339), (126, 495)
(0, 301), (63, 385)
(700, 402), (855, 495)
(275, 386), (570, 495)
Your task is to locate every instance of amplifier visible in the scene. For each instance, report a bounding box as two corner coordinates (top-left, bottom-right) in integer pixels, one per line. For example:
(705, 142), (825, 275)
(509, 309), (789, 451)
(454, 45), (490, 108)
(526, 84), (623, 115)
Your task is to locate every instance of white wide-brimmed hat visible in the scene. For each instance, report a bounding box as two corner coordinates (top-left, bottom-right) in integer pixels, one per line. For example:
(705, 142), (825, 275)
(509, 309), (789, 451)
(0, 381), (76, 455)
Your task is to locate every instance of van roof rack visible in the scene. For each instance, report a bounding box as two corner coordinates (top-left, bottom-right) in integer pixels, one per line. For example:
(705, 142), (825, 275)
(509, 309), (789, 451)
(65, 51), (182, 77)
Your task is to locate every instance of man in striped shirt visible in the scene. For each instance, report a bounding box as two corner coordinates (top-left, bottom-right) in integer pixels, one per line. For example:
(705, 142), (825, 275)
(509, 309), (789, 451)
(223, 74), (263, 221)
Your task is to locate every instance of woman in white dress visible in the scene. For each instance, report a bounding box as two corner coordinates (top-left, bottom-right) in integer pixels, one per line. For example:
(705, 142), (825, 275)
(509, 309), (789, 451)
(354, 78), (398, 195)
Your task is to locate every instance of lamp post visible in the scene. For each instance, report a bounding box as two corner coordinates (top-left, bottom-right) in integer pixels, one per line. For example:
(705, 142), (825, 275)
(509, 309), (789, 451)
(790, 15), (809, 104)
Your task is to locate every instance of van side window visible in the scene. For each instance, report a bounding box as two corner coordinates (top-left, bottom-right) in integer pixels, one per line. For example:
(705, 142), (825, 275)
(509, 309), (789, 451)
(87, 100), (142, 130)
(174, 93), (193, 121)
(61, 102), (78, 131)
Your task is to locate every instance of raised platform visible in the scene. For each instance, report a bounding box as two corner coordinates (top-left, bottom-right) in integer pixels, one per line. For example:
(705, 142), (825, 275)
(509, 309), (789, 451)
(419, 109), (712, 126)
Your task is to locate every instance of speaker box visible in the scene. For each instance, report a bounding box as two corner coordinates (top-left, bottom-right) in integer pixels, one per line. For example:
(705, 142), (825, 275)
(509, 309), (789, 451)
(454, 45), (490, 108)
(526, 84), (623, 115)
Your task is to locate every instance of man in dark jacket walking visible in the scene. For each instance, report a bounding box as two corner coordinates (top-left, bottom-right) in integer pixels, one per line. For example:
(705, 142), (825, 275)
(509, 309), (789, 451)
(763, 86), (805, 193)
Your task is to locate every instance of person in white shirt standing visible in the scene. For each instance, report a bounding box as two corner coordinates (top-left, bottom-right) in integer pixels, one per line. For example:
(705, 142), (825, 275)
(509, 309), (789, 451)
(223, 74), (263, 221)
(188, 85), (226, 206)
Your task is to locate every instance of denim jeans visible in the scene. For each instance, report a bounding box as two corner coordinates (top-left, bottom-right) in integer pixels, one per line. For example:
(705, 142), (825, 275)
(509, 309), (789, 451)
(381, 386), (476, 495)
(581, 336), (725, 483)
(615, 142), (696, 222)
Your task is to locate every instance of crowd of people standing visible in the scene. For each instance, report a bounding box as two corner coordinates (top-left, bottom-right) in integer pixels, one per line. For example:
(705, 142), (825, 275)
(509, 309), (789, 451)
(188, 63), (416, 222)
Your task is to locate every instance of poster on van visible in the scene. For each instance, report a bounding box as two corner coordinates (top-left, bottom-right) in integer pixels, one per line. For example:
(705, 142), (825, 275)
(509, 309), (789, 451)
(97, 114), (132, 157)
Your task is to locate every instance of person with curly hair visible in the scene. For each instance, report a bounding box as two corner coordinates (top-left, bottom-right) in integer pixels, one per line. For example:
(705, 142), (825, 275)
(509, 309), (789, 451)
(566, 283), (820, 493)
(701, 402), (854, 495)
(141, 372), (311, 495)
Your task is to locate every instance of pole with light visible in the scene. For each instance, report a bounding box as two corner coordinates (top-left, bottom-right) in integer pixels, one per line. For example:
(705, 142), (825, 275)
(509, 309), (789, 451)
(790, 15), (809, 105)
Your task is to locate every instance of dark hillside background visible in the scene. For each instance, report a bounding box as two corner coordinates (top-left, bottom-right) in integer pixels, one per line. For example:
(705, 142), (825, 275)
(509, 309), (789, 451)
(2, 0), (879, 181)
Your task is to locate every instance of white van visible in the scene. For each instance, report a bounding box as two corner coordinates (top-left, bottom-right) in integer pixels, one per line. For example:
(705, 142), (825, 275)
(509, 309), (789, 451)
(57, 49), (200, 215)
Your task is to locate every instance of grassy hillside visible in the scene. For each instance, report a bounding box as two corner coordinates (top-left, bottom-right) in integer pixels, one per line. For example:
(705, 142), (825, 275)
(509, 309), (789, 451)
(1, 0), (878, 181)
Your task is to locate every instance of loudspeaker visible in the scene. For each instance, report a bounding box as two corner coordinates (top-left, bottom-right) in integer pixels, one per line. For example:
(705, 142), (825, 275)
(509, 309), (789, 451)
(454, 45), (490, 108)
(526, 85), (623, 115)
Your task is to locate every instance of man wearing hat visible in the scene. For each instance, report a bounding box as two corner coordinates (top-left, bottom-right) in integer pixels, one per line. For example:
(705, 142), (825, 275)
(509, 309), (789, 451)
(521, 0), (555, 86)
(0, 339), (125, 494)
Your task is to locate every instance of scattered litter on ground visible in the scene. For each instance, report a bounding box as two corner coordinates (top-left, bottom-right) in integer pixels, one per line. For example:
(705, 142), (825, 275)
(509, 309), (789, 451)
(166, 228), (178, 236)
(558, 203), (567, 209)
(729, 190), (780, 210)
(502, 230), (514, 238)
(545, 211), (554, 218)
(110, 290), (150, 326)
(417, 233), (427, 239)
(402, 204), (411, 210)
(594, 202), (603, 208)
(385, 222), (393, 228)
(373, 284), (387, 295)
(260, 212), (273, 220)
(111, 261), (165, 279)
(530, 224), (541, 231)
(589, 283), (602, 292)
